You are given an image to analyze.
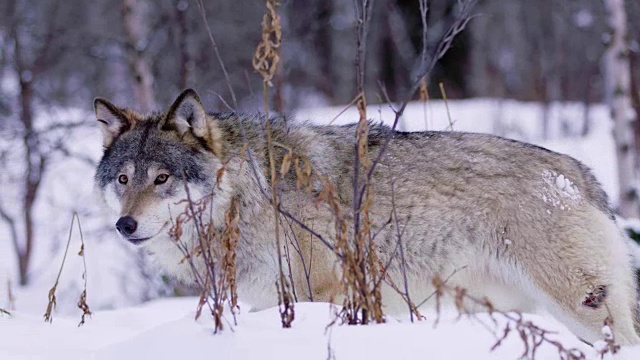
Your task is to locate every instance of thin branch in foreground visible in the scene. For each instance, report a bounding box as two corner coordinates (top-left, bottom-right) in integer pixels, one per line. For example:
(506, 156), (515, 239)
(357, 0), (477, 224)
(387, 158), (419, 322)
(414, 265), (468, 309)
(331, 0), (385, 327)
(439, 82), (455, 131)
(195, 0), (239, 110)
(283, 216), (315, 302)
(431, 276), (588, 360)
(0, 308), (10, 316)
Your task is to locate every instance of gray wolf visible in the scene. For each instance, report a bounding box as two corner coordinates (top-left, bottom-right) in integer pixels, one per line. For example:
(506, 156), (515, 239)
(94, 89), (640, 345)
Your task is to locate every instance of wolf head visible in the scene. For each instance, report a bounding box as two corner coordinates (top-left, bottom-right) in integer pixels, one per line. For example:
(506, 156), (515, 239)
(94, 89), (229, 256)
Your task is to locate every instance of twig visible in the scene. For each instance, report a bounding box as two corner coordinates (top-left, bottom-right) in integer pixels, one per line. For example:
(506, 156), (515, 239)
(328, 95), (360, 125)
(439, 82), (454, 130)
(357, 0), (477, 225)
(414, 265), (468, 309)
(432, 276), (586, 360)
(387, 157), (416, 322)
(195, 0), (239, 110)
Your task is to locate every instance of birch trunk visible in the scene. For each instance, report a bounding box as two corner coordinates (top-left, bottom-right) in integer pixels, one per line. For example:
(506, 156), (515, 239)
(604, 0), (639, 218)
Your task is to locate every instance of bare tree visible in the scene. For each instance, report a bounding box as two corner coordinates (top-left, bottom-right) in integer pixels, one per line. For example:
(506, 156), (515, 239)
(0, 0), (67, 285)
(603, 0), (639, 218)
(174, 0), (191, 90)
(330, 0), (356, 102)
(121, 0), (156, 111)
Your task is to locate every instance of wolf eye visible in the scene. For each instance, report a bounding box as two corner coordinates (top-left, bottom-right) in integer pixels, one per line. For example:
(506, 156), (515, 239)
(118, 174), (128, 184)
(154, 174), (169, 185)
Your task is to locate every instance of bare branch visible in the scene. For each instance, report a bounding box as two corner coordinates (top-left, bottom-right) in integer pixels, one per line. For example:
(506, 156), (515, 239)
(358, 0), (477, 210)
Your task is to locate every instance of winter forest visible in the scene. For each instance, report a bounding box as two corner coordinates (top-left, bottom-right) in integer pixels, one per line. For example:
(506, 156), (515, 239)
(2, 0), (640, 359)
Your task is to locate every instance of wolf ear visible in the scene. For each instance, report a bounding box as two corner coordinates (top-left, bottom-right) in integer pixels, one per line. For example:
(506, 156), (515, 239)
(164, 89), (207, 137)
(163, 89), (223, 155)
(94, 98), (132, 148)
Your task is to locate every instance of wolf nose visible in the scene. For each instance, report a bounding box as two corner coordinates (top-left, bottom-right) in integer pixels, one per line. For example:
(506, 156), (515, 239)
(116, 216), (137, 236)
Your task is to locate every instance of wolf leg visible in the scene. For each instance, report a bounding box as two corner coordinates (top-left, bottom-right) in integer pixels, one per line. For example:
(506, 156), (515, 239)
(521, 207), (640, 345)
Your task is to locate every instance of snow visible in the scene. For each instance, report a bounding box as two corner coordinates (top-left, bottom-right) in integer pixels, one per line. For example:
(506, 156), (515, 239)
(603, 325), (614, 339)
(1, 98), (640, 359)
(3, 300), (638, 360)
(540, 170), (582, 211)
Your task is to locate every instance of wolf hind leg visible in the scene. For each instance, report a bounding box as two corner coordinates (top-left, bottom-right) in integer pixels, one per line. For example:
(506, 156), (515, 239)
(521, 207), (640, 345)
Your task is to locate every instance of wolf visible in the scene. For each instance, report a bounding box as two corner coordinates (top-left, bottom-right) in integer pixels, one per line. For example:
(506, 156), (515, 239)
(94, 89), (640, 345)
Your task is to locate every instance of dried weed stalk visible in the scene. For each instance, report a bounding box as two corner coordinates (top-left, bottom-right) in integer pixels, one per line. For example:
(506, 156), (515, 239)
(439, 82), (455, 130)
(253, 0), (294, 328)
(44, 212), (89, 324)
(419, 78), (429, 130)
(593, 314), (621, 358)
(323, 0), (385, 327)
(169, 183), (240, 333)
(187, 0), (477, 332)
(430, 275), (593, 360)
(324, 0), (477, 326)
(6, 279), (15, 311)
(252, 0), (281, 87)
(76, 217), (91, 327)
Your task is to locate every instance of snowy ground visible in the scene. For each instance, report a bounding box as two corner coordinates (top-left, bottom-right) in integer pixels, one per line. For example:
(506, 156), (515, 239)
(2, 98), (640, 359)
(3, 299), (640, 360)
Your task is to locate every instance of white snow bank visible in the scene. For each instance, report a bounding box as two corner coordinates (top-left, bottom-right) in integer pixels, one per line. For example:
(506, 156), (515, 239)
(2, 299), (638, 360)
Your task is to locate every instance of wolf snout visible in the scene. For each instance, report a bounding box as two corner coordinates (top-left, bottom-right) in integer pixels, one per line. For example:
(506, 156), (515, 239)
(116, 216), (138, 237)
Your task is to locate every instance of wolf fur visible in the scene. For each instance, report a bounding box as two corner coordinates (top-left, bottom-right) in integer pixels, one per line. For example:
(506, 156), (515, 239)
(94, 89), (640, 345)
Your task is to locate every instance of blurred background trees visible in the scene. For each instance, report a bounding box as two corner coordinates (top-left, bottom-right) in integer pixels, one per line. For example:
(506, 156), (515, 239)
(2, 0), (638, 114)
(1, 0), (639, 286)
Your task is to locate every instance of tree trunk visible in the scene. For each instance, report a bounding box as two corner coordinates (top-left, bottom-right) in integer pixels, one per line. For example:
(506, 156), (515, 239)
(604, 0), (639, 218)
(19, 78), (35, 286)
(175, 0), (190, 91)
(6, 0), (46, 285)
(121, 0), (156, 111)
(330, 0), (356, 103)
